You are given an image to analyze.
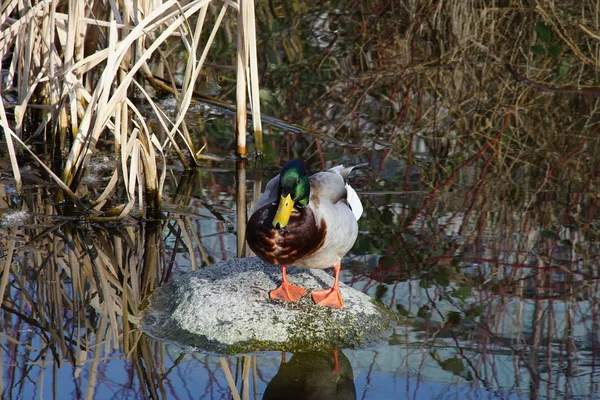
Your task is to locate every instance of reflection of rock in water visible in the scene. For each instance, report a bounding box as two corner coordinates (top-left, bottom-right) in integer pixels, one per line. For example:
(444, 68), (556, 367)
(263, 350), (356, 400)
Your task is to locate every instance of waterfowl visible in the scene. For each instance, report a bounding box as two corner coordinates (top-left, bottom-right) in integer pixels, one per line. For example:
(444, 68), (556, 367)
(246, 159), (363, 308)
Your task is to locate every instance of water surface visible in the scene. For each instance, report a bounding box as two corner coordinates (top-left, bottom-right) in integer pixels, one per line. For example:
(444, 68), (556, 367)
(3, 2), (600, 399)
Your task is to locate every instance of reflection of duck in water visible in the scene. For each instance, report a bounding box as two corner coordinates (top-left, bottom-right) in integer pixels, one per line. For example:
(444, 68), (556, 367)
(263, 350), (356, 400)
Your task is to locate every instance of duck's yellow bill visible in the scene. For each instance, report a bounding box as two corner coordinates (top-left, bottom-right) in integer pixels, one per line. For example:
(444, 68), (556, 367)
(272, 194), (294, 229)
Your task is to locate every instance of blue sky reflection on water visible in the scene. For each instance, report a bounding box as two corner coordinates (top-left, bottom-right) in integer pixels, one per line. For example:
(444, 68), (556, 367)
(18, 342), (531, 400)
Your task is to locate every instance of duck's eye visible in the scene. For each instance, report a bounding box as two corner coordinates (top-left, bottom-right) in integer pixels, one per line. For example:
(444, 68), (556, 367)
(296, 178), (301, 185)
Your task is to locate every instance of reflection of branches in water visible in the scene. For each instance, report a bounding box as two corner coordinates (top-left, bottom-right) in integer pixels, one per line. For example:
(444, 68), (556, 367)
(0, 164), (249, 397)
(0, 182), (168, 397)
(342, 124), (600, 397)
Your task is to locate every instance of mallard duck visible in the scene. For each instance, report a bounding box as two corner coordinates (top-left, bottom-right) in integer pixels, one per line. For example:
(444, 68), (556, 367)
(246, 159), (363, 308)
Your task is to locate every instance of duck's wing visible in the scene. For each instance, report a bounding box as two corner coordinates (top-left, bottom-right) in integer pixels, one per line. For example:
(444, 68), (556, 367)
(310, 165), (363, 221)
(253, 174), (280, 211)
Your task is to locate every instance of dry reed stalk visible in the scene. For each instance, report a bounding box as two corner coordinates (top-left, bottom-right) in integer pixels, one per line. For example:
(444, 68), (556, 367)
(167, 171), (211, 265)
(236, 0), (248, 156)
(0, 123), (80, 202)
(220, 357), (243, 400)
(242, 355), (251, 399)
(177, 218), (199, 270)
(245, 0), (263, 153)
(59, 1), (209, 203)
(3, 0), (263, 218)
(0, 228), (15, 304)
(128, 99), (166, 216)
(164, 1), (229, 165)
(0, 104), (21, 190)
(234, 0), (263, 156)
(132, 79), (190, 167)
(64, 0), (84, 140)
(123, 231), (139, 331)
(251, 355), (259, 398)
(138, 341), (159, 395)
(85, 314), (108, 400)
(236, 160), (247, 257)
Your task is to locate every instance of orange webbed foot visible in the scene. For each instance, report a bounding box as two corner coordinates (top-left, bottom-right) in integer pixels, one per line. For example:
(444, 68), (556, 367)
(270, 282), (307, 302)
(311, 287), (344, 308)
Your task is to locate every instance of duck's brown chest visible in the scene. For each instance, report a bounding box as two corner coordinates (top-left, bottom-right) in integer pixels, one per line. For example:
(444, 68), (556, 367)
(245, 205), (326, 265)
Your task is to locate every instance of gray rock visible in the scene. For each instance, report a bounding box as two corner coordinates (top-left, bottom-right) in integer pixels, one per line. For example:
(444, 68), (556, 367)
(142, 257), (394, 354)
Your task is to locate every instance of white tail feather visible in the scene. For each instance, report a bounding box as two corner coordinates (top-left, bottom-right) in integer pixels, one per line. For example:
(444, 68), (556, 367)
(346, 184), (363, 220)
(329, 164), (363, 220)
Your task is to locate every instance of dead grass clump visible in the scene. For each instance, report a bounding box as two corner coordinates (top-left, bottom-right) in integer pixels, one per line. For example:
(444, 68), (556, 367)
(1, 0), (263, 220)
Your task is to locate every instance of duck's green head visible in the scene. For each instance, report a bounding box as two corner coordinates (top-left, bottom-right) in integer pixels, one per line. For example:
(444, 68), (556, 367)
(273, 159), (310, 229)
